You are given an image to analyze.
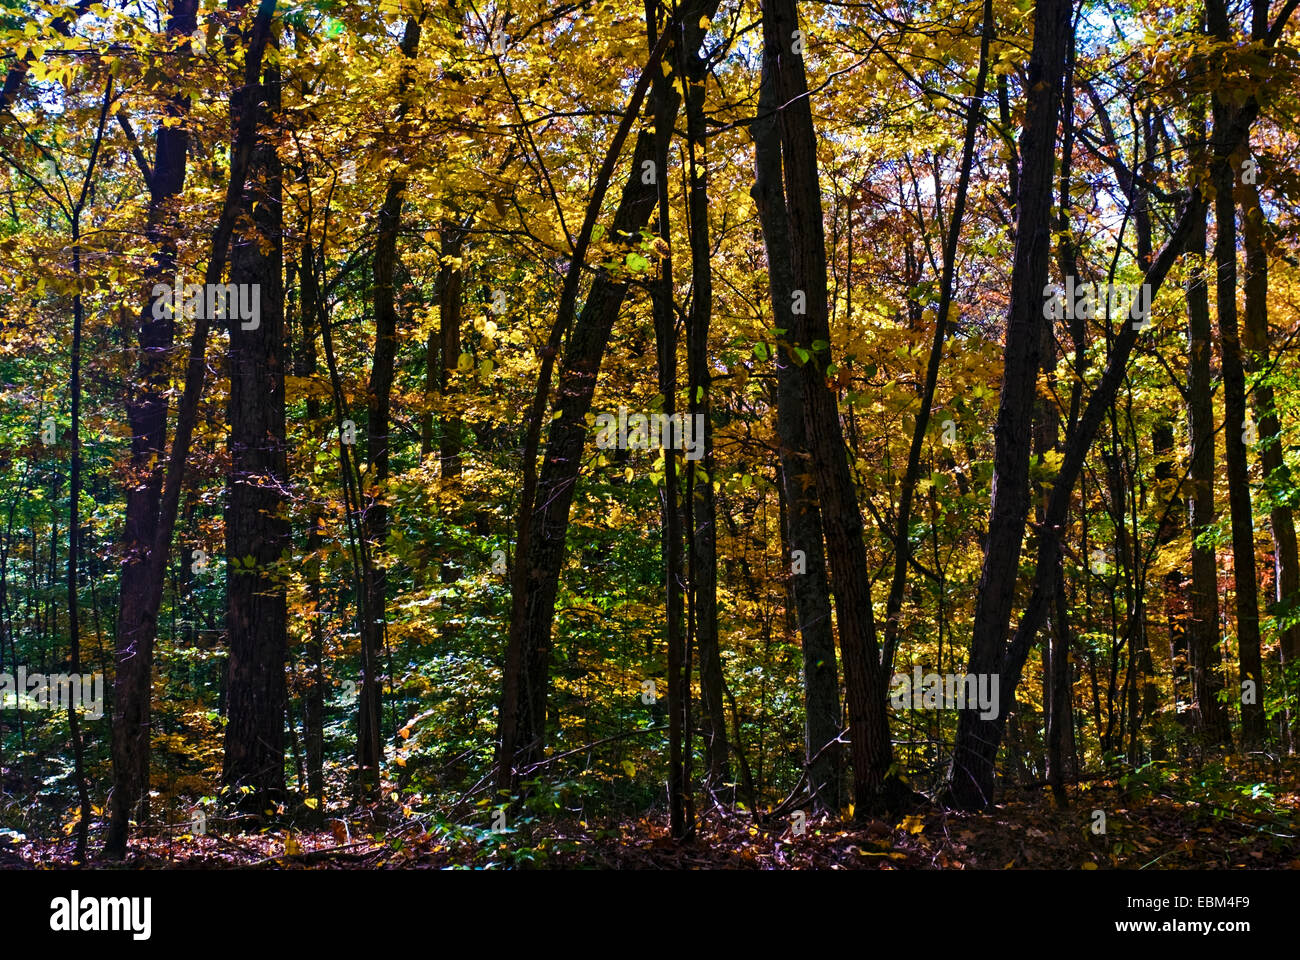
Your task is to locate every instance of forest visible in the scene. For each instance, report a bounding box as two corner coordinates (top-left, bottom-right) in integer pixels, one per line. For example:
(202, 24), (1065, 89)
(0, 0), (1298, 874)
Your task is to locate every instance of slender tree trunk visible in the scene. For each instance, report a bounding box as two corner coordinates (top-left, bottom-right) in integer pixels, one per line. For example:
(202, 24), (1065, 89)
(355, 14), (421, 799)
(438, 220), (467, 582)
(1211, 99), (1265, 746)
(752, 64), (840, 813)
(761, 0), (896, 813)
(645, 8), (689, 837)
(680, 13), (728, 795)
(108, 0), (281, 853)
(1185, 105), (1232, 745)
(298, 238), (326, 804)
(881, 0), (994, 675)
(495, 1), (719, 788)
(949, 0), (1071, 810)
(105, 0), (200, 859)
(1242, 179), (1298, 749)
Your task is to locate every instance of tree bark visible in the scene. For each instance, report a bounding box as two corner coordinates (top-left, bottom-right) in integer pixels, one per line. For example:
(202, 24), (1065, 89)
(1211, 105), (1265, 746)
(357, 13), (422, 800)
(222, 4), (289, 811)
(949, 0), (1071, 810)
(1242, 179), (1300, 749)
(751, 59), (840, 813)
(1185, 105), (1233, 745)
(761, 0), (896, 813)
(495, 0), (719, 788)
(680, 11), (728, 795)
(105, 0), (200, 859)
(297, 239), (326, 805)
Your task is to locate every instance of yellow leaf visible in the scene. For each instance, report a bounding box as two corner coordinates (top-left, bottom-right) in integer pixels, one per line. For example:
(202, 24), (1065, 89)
(1081, 861), (1098, 870)
(621, 759), (636, 778)
(699, 15), (710, 28)
(900, 814), (925, 834)
(284, 831), (302, 856)
(660, 60), (671, 77)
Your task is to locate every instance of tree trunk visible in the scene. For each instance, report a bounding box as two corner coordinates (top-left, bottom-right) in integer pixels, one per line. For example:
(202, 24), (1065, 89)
(1242, 179), (1298, 749)
(222, 11), (289, 811)
(495, 1), (719, 788)
(298, 238), (326, 805)
(104, 0), (200, 859)
(1211, 100), (1265, 746)
(761, 0), (896, 813)
(1185, 106), (1232, 745)
(949, 0), (1071, 810)
(881, 0), (994, 676)
(356, 14), (421, 800)
(680, 14), (728, 795)
(751, 61), (840, 813)
(646, 9), (689, 837)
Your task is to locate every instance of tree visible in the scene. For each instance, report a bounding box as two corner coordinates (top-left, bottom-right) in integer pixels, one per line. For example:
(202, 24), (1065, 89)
(222, 0), (290, 810)
(760, 0), (897, 812)
(949, 0), (1073, 809)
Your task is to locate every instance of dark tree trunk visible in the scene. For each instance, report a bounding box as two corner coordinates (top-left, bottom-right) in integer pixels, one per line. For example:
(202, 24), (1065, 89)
(1185, 107), (1232, 745)
(949, 0), (1071, 810)
(436, 220), (468, 582)
(1211, 102), (1266, 746)
(298, 238), (326, 804)
(222, 14), (289, 811)
(356, 15), (421, 799)
(105, 0), (199, 859)
(881, 0), (994, 676)
(680, 14), (728, 795)
(646, 7), (689, 837)
(751, 61), (840, 813)
(761, 0), (896, 813)
(1242, 180), (1300, 749)
(495, 0), (720, 788)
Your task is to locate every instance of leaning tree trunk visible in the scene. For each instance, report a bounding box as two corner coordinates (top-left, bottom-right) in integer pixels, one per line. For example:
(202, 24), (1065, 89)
(495, 0), (720, 788)
(949, 0), (1071, 810)
(761, 0), (896, 813)
(105, 0), (200, 859)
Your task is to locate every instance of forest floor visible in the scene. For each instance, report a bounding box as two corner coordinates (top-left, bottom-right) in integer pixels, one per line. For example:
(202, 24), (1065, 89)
(9, 760), (1300, 870)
